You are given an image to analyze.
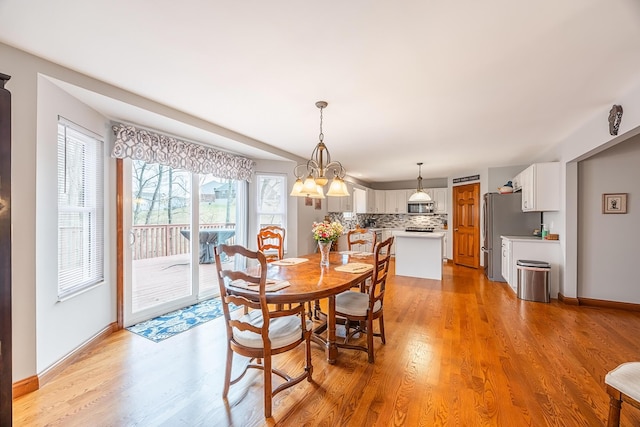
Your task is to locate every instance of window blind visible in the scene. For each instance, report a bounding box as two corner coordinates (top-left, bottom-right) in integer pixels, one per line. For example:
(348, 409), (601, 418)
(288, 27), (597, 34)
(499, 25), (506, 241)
(57, 120), (104, 299)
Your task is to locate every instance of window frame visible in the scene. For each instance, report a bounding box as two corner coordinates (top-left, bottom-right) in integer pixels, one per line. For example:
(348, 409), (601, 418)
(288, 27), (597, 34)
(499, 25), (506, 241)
(57, 118), (105, 300)
(255, 172), (287, 247)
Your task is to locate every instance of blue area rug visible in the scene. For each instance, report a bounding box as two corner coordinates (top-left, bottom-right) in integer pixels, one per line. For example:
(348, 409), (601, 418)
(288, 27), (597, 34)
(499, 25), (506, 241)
(127, 297), (234, 343)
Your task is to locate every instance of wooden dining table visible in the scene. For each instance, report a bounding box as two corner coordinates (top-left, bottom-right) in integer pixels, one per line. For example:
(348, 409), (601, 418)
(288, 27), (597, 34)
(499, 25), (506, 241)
(226, 250), (374, 364)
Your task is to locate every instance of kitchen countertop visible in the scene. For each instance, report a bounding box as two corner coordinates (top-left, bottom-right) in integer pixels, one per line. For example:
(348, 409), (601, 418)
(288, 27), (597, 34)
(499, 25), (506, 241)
(501, 235), (559, 243)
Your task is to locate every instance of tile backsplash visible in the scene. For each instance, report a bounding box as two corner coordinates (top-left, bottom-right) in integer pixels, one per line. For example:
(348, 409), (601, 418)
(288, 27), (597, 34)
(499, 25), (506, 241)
(329, 213), (448, 230)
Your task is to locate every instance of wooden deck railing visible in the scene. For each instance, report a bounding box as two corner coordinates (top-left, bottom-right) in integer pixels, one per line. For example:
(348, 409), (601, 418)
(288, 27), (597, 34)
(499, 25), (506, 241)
(131, 223), (236, 260)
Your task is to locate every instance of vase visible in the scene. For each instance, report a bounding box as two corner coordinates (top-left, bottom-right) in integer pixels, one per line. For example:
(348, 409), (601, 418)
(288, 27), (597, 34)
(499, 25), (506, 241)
(318, 241), (332, 267)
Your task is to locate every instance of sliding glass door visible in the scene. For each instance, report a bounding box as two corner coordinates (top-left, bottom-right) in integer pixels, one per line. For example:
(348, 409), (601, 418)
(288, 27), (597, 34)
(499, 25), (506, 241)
(123, 160), (243, 326)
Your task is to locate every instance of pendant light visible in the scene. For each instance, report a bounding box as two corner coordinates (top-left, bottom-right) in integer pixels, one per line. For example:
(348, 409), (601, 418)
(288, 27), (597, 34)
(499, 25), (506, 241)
(408, 162), (432, 202)
(290, 101), (350, 197)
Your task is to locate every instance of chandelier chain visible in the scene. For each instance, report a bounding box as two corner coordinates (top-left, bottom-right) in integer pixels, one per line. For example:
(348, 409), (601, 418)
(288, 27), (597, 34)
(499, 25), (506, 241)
(319, 105), (324, 143)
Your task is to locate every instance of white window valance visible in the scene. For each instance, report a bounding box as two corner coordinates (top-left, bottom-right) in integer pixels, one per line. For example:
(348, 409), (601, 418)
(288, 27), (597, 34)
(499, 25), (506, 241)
(111, 123), (255, 182)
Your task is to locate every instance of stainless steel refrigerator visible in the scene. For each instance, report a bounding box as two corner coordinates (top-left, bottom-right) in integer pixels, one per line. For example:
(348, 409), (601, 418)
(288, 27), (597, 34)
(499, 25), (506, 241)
(482, 192), (541, 281)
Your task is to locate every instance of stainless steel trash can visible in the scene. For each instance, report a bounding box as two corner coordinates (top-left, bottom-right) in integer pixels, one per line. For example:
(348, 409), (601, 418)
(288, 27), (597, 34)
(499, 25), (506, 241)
(516, 260), (550, 303)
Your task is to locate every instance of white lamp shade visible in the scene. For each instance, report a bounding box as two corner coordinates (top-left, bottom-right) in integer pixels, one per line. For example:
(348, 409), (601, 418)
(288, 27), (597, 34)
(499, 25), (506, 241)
(326, 177), (350, 197)
(408, 190), (432, 202)
(302, 175), (320, 197)
(290, 178), (305, 196)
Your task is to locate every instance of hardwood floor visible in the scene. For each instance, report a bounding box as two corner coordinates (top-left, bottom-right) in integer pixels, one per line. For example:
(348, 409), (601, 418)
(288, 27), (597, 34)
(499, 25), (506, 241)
(13, 262), (640, 426)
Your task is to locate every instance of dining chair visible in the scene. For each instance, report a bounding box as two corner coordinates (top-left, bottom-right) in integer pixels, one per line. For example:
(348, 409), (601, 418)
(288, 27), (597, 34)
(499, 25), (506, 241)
(347, 226), (377, 252)
(257, 225), (285, 262)
(334, 236), (394, 363)
(604, 362), (640, 427)
(347, 227), (377, 292)
(213, 244), (313, 419)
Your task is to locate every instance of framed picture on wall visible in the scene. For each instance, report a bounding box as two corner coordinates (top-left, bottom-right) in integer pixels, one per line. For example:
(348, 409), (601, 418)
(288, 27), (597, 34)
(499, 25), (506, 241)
(602, 193), (627, 214)
(314, 198), (321, 210)
(305, 197), (312, 207)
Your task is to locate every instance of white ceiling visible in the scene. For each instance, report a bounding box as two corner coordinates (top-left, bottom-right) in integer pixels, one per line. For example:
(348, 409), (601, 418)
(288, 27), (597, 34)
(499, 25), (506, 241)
(2, 0), (640, 183)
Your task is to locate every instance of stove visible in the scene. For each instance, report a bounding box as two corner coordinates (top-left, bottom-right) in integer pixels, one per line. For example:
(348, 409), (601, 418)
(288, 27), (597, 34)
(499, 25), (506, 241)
(405, 226), (435, 232)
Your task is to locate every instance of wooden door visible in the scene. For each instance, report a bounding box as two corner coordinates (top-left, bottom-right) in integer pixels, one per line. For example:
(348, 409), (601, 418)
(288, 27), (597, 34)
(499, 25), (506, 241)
(453, 183), (480, 268)
(0, 73), (12, 424)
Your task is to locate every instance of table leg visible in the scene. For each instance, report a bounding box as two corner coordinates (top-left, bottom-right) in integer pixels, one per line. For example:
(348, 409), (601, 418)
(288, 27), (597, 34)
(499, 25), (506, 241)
(327, 295), (338, 364)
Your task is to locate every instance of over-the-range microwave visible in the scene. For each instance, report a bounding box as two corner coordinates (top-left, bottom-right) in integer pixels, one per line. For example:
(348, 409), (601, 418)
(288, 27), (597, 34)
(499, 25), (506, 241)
(407, 202), (434, 214)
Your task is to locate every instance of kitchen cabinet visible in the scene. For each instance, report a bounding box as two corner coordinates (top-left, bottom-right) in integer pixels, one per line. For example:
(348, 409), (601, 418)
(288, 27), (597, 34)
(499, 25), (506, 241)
(353, 187), (367, 214)
(327, 182), (354, 212)
(384, 190), (408, 214)
(519, 162), (560, 212)
(501, 238), (512, 284)
(501, 236), (560, 297)
(366, 188), (376, 213)
(431, 188), (447, 214)
(374, 190), (385, 213)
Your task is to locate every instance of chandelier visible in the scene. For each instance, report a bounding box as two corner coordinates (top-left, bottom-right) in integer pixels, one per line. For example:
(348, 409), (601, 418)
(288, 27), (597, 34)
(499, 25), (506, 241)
(290, 101), (350, 198)
(408, 162), (432, 202)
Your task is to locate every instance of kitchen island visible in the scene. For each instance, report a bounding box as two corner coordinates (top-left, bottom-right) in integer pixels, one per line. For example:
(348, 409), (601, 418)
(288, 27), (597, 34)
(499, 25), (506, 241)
(393, 231), (445, 280)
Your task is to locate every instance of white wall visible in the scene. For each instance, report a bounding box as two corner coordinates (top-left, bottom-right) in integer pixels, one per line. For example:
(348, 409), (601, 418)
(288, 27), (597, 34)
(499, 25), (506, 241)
(36, 76), (116, 371)
(547, 80), (640, 298)
(577, 135), (640, 303)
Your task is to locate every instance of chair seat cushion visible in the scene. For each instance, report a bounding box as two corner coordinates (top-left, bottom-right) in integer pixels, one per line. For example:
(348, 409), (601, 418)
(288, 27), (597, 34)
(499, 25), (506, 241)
(605, 362), (640, 399)
(233, 310), (311, 349)
(335, 290), (381, 317)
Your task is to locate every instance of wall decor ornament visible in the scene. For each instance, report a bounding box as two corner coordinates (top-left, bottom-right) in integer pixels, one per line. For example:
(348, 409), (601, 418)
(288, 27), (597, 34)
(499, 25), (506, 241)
(608, 105), (623, 136)
(602, 193), (627, 214)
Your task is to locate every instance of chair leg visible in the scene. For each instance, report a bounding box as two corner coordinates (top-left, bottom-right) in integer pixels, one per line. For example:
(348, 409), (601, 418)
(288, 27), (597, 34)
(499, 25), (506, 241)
(379, 314), (386, 345)
(264, 354), (273, 418)
(367, 316), (375, 363)
(305, 330), (313, 381)
(223, 345), (233, 398)
(607, 393), (622, 427)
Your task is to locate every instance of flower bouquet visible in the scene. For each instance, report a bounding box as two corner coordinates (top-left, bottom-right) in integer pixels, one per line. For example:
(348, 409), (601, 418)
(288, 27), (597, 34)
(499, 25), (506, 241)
(312, 221), (343, 266)
(312, 221), (344, 243)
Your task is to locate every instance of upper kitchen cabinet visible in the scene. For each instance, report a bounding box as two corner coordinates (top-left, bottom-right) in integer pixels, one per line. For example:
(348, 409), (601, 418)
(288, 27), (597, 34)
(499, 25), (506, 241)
(374, 190), (385, 213)
(366, 188), (376, 213)
(519, 162), (560, 212)
(385, 189), (409, 214)
(431, 188), (448, 214)
(353, 187), (367, 214)
(327, 182), (355, 212)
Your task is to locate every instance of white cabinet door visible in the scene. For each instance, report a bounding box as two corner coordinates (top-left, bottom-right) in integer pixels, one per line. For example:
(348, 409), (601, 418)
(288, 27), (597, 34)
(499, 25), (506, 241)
(366, 188), (376, 213)
(520, 162), (560, 212)
(384, 191), (397, 213)
(354, 187), (367, 213)
(374, 190), (385, 213)
(520, 165), (535, 211)
(432, 188), (447, 214)
(501, 238), (511, 287)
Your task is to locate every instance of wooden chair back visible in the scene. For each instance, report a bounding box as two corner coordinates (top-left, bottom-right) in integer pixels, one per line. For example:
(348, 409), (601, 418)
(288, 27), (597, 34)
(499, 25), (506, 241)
(347, 227), (377, 252)
(257, 225), (285, 262)
(213, 243), (312, 418)
(369, 236), (394, 306)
